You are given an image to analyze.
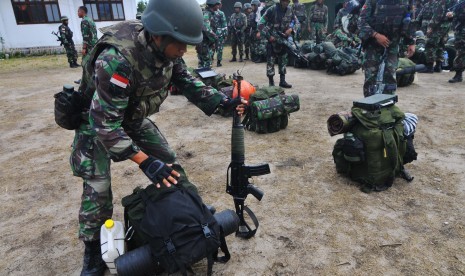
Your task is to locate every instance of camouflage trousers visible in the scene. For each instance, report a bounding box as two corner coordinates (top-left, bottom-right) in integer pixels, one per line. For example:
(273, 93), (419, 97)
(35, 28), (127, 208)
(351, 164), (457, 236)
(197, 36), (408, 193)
(266, 43), (288, 76)
(251, 36), (267, 62)
(214, 36), (226, 62)
(244, 32), (253, 58)
(453, 32), (465, 71)
(196, 41), (214, 68)
(70, 118), (189, 241)
(63, 41), (78, 64)
(231, 33), (245, 58)
(425, 22), (451, 64)
(309, 22), (327, 44)
(362, 41), (399, 97)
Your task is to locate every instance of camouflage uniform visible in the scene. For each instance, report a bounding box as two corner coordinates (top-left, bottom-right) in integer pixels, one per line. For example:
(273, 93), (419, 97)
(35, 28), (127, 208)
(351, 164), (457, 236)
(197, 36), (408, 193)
(359, 0), (415, 97)
(212, 9), (228, 66)
(452, 3), (465, 72)
(81, 15), (98, 58)
(244, 10), (255, 60)
(229, 11), (248, 61)
(328, 8), (361, 48)
(71, 21), (224, 241)
(292, 1), (308, 41)
(259, 2), (296, 86)
(197, 7), (217, 68)
(308, 2), (328, 43)
(416, 0), (434, 33)
(424, 0), (456, 69)
(59, 23), (78, 65)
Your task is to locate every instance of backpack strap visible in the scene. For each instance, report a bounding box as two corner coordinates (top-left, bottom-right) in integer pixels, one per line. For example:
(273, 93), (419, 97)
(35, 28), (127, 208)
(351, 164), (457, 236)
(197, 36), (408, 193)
(213, 227), (231, 264)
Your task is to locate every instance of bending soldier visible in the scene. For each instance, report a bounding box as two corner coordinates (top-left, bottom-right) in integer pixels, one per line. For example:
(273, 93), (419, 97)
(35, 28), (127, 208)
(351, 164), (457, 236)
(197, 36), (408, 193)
(229, 2), (248, 62)
(308, 0), (328, 43)
(328, 0), (361, 48)
(58, 16), (79, 68)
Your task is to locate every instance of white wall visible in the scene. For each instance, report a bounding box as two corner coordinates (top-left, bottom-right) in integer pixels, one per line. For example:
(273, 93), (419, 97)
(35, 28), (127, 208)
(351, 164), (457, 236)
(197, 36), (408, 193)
(0, 0), (136, 49)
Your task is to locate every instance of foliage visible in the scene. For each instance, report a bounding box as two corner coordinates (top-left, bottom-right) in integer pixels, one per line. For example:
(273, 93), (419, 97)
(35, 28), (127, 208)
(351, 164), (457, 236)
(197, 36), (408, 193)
(0, 34), (5, 59)
(137, 0), (147, 13)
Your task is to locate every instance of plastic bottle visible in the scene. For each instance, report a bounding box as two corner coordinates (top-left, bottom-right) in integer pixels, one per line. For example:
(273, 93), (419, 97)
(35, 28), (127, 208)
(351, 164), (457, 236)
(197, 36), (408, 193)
(100, 219), (125, 274)
(442, 51), (449, 68)
(402, 13), (411, 35)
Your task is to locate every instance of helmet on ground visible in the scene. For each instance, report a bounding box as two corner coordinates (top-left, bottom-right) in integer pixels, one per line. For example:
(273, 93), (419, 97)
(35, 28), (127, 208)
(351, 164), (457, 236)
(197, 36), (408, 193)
(234, 2), (243, 8)
(244, 3), (252, 9)
(141, 0), (203, 45)
(60, 16), (69, 21)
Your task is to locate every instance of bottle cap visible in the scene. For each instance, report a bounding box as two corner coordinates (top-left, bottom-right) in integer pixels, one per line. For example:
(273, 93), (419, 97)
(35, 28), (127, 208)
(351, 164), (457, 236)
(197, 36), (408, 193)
(105, 219), (115, 229)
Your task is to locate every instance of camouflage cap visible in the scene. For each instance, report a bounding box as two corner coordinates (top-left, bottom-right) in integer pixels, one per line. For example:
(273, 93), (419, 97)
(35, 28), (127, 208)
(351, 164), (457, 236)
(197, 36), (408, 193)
(60, 16), (69, 21)
(234, 2), (243, 8)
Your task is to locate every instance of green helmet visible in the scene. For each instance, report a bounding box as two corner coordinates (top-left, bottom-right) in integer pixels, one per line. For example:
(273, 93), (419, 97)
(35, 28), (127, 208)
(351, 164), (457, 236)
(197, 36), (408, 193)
(206, 0), (221, 5)
(60, 16), (69, 21)
(234, 2), (243, 8)
(141, 0), (203, 45)
(244, 3), (252, 9)
(251, 0), (260, 6)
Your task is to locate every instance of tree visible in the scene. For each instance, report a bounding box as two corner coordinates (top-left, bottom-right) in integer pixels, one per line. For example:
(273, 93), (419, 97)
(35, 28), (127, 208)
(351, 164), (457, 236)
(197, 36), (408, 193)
(137, 0), (147, 13)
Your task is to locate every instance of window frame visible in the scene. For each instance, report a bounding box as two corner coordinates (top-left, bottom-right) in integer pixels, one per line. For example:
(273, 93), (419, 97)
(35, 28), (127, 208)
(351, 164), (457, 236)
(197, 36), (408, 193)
(11, 0), (62, 25)
(83, 0), (126, 22)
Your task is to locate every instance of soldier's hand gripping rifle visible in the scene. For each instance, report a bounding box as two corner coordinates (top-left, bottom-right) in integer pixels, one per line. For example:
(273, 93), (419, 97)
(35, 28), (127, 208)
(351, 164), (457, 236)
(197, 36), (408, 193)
(51, 31), (64, 46)
(266, 28), (309, 64)
(226, 72), (270, 239)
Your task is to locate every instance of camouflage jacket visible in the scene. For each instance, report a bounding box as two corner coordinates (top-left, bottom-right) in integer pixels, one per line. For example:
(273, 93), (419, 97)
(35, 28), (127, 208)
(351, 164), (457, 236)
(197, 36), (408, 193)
(59, 24), (73, 44)
(81, 15), (98, 49)
(80, 21), (223, 161)
(428, 0), (457, 30)
(202, 8), (218, 44)
(229, 12), (248, 33)
(309, 3), (328, 26)
(292, 2), (307, 22)
(245, 12), (256, 33)
(452, 1), (465, 32)
(213, 10), (228, 37)
(359, 0), (414, 45)
(259, 3), (296, 35)
(416, 1), (434, 25)
(333, 8), (347, 30)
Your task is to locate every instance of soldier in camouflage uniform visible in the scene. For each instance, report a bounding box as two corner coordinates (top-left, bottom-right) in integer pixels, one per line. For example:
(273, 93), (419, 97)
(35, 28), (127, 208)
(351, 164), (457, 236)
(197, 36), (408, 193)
(197, 0), (219, 68)
(244, 3), (254, 60)
(422, 0), (456, 73)
(447, 2), (465, 83)
(308, 0), (328, 43)
(229, 2), (248, 62)
(359, 0), (416, 97)
(69, 0), (243, 274)
(416, 0), (434, 33)
(58, 16), (79, 68)
(78, 6), (98, 59)
(212, 2), (228, 67)
(250, 0), (267, 63)
(258, 0), (296, 88)
(292, 0), (307, 42)
(328, 1), (361, 48)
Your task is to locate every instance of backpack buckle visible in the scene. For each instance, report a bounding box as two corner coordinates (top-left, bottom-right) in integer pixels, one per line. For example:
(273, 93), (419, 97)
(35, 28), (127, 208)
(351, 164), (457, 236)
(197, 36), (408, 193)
(202, 223), (212, 238)
(164, 239), (176, 254)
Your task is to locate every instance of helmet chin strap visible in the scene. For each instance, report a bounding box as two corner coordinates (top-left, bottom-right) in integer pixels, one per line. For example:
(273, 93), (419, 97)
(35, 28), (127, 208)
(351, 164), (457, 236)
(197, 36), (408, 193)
(149, 33), (177, 60)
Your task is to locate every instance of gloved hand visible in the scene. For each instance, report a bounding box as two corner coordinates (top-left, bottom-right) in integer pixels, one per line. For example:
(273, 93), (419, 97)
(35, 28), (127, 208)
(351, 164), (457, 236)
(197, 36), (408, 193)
(139, 156), (178, 187)
(219, 96), (241, 112)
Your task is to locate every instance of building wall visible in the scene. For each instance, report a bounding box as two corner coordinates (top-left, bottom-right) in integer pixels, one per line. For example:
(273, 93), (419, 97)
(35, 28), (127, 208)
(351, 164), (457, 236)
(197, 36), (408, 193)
(0, 0), (136, 50)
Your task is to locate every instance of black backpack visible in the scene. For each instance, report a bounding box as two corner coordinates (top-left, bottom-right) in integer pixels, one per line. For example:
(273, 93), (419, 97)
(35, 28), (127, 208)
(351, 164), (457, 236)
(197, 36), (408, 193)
(120, 184), (229, 275)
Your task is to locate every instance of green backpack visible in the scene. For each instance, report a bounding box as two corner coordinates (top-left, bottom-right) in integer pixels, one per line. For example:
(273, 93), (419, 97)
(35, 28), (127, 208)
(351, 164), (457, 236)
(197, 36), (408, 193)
(326, 47), (362, 76)
(396, 58), (416, 87)
(243, 86), (300, 134)
(332, 96), (407, 192)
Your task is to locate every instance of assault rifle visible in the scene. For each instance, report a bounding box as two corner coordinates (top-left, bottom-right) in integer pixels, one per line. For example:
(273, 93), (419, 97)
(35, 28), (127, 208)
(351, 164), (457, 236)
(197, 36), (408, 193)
(226, 72), (270, 239)
(267, 29), (309, 64)
(52, 31), (64, 46)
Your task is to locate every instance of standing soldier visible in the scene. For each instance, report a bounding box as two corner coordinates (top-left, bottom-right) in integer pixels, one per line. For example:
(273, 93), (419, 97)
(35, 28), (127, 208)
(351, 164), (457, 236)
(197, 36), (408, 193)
(358, 0), (416, 97)
(250, 0), (265, 63)
(258, 0), (296, 88)
(292, 0), (307, 42)
(416, 0), (434, 33)
(229, 2), (248, 62)
(213, 2), (228, 67)
(244, 3), (254, 60)
(422, 0), (457, 73)
(197, 0), (219, 68)
(78, 6), (98, 59)
(447, 2), (465, 83)
(59, 16), (79, 68)
(308, 0), (328, 43)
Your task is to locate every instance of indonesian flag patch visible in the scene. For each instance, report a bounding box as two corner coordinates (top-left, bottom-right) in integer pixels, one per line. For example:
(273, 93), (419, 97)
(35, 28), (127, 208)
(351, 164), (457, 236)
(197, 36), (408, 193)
(110, 73), (129, 88)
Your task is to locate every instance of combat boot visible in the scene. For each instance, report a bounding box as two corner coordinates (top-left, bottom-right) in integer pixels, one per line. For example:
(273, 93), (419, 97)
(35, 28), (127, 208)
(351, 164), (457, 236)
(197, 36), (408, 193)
(73, 60), (81, 67)
(448, 70), (463, 83)
(217, 60), (222, 67)
(239, 55), (243, 62)
(420, 63), (434, 73)
(70, 62), (79, 68)
(245, 52), (249, 60)
(279, 74), (292, 88)
(268, 76), (275, 86)
(229, 56), (237, 62)
(434, 62), (442, 73)
(80, 240), (106, 276)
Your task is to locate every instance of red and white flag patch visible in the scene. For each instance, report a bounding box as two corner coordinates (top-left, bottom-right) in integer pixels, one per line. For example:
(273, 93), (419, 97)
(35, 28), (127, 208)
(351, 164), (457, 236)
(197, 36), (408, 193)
(110, 73), (129, 88)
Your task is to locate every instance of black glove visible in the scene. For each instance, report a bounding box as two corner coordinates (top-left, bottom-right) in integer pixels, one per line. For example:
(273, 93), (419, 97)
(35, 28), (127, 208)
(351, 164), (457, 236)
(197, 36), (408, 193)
(139, 156), (174, 185)
(219, 96), (241, 112)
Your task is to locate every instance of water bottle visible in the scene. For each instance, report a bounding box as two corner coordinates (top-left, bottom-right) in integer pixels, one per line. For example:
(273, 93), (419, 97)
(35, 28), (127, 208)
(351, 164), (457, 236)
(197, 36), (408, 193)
(442, 51), (449, 68)
(100, 219), (125, 274)
(402, 13), (411, 35)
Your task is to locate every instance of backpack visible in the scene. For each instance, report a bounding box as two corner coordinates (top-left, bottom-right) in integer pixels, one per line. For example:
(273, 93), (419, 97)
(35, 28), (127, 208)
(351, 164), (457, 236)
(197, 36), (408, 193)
(242, 86), (300, 134)
(332, 95), (408, 192)
(121, 181), (228, 275)
(53, 84), (90, 130)
(326, 47), (362, 76)
(396, 58), (416, 87)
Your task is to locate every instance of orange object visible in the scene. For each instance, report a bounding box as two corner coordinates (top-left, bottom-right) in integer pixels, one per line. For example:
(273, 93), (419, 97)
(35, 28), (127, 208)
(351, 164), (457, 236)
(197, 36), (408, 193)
(232, 80), (256, 103)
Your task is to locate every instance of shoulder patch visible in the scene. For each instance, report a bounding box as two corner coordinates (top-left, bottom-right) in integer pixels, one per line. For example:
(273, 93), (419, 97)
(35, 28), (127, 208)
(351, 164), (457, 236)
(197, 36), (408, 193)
(110, 73), (129, 88)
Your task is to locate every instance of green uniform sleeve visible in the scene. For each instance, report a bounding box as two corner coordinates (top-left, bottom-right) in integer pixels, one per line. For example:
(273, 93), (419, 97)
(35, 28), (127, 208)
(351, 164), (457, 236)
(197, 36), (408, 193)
(358, 0), (376, 42)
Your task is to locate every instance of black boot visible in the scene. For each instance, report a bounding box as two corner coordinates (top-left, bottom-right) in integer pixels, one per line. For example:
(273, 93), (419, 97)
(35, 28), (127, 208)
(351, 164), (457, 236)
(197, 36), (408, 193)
(245, 52), (249, 60)
(217, 60), (222, 67)
(239, 55), (243, 62)
(81, 240), (106, 276)
(449, 70), (463, 83)
(229, 56), (237, 62)
(279, 74), (292, 88)
(70, 62), (79, 68)
(420, 63), (434, 73)
(434, 62), (442, 73)
(73, 60), (80, 67)
(268, 76), (275, 86)
(74, 79), (82, 84)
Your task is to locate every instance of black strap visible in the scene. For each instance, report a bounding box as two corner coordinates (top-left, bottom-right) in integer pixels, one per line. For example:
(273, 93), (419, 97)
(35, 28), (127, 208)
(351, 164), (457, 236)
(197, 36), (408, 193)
(213, 227), (231, 264)
(238, 206), (260, 238)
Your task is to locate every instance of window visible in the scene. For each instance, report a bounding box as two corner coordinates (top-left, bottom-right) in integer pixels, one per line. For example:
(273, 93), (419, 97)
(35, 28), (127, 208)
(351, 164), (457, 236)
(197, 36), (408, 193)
(83, 0), (125, 22)
(11, 0), (61, 24)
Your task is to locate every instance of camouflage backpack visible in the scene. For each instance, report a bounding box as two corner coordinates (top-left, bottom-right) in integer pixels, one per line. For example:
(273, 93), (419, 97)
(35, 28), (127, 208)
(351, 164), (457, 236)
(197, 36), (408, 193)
(242, 86), (300, 134)
(326, 47), (362, 76)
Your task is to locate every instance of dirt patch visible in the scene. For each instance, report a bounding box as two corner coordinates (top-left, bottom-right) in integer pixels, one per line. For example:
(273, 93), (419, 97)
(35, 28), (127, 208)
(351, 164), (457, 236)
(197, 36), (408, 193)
(1, 50), (464, 275)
